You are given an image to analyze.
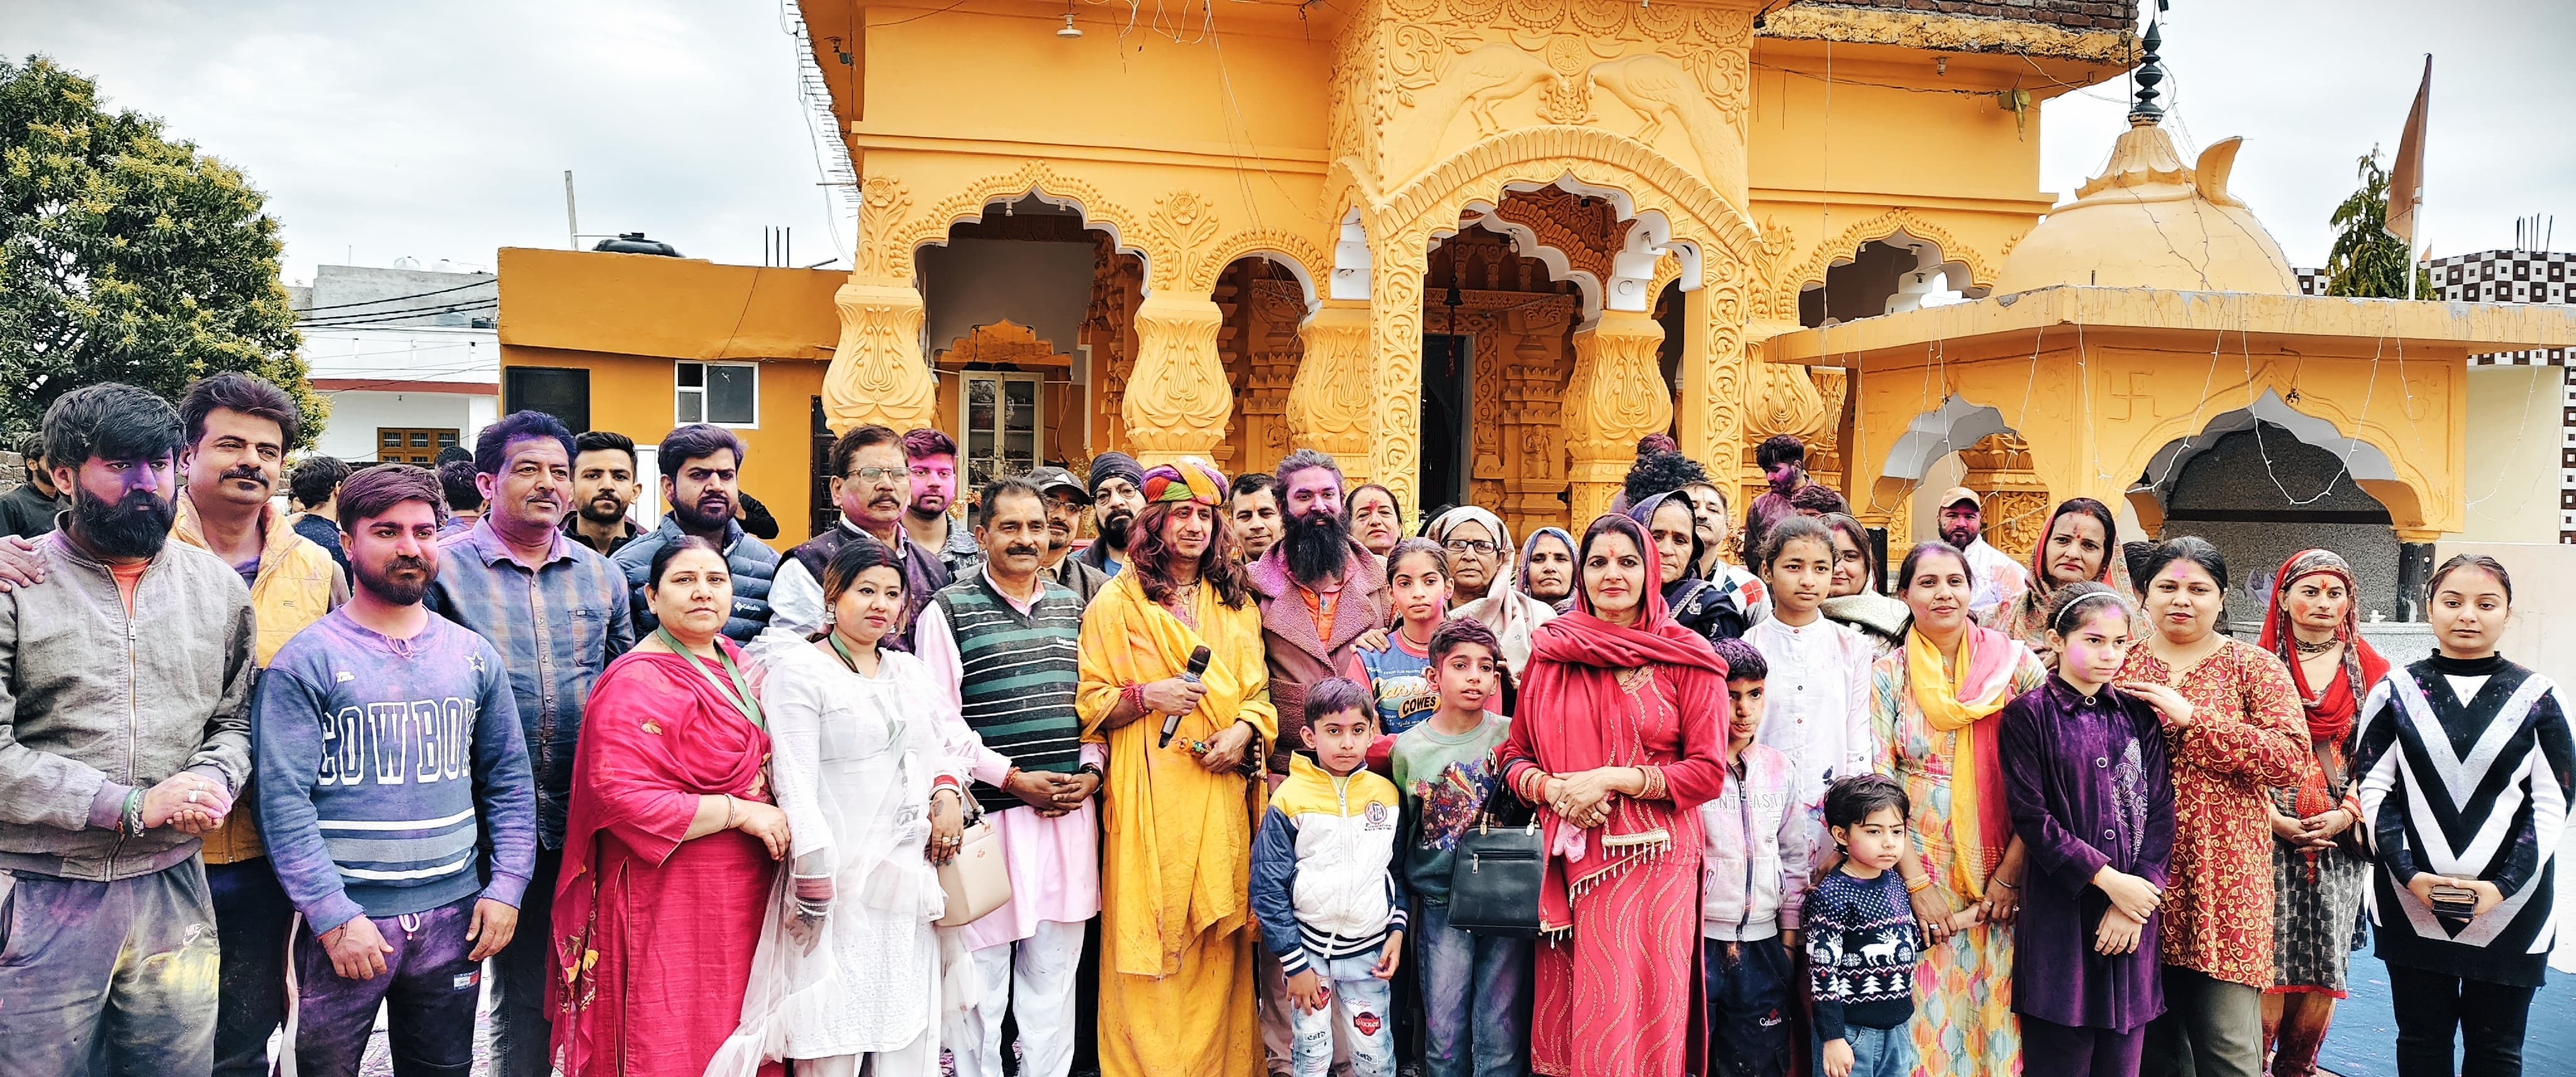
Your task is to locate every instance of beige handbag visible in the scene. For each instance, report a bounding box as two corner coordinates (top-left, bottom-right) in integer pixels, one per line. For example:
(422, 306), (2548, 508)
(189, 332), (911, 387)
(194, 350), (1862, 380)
(935, 819), (1013, 927)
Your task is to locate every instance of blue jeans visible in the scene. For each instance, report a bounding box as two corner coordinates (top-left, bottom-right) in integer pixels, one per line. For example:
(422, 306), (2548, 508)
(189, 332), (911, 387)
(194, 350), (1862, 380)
(490, 848), (560, 1077)
(1289, 948), (1396, 1077)
(208, 859), (294, 1077)
(1816, 1023), (1914, 1077)
(1414, 901), (1529, 1077)
(286, 896), (482, 1077)
(0, 862), (220, 1077)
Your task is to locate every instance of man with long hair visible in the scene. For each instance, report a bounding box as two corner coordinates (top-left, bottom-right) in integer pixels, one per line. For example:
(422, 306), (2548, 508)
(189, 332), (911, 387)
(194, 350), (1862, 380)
(1245, 449), (1390, 774)
(1075, 457), (1274, 1077)
(0, 382), (258, 1074)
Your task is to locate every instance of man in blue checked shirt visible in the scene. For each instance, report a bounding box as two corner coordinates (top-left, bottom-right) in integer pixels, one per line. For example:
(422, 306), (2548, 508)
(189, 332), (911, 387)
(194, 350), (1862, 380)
(425, 410), (633, 1077)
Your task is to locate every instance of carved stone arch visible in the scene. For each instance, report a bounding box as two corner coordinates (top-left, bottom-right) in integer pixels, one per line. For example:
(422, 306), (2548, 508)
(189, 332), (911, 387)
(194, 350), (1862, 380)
(2119, 386), (2433, 533)
(883, 162), (1146, 285)
(1379, 128), (1762, 267)
(1187, 228), (1329, 313)
(1775, 209), (2000, 321)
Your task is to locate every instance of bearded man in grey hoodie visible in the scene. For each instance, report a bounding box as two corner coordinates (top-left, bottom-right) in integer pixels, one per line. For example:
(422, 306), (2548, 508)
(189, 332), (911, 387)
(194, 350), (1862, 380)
(0, 382), (260, 1077)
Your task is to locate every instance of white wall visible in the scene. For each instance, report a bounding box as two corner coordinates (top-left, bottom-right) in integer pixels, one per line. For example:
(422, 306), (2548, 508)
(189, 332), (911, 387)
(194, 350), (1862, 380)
(314, 390), (494, 464)
(2457, 366), (2565, 545)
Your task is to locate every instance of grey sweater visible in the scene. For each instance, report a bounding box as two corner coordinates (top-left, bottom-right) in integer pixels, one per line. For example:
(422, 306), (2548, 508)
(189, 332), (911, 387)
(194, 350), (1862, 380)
(0, 531), (258, 881)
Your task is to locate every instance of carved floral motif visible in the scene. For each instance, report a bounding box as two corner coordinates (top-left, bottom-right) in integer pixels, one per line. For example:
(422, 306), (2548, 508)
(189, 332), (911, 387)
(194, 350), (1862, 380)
(1287, 299), (1376, 477)
(1122, 293), (1231, 464)
(823, 278), (935, 435)
(1563, 310), (1670, 523)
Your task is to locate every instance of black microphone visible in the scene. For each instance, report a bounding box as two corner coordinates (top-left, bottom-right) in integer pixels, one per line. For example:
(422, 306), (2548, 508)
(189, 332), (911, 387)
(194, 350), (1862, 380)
(1158, 645), (1215, 749)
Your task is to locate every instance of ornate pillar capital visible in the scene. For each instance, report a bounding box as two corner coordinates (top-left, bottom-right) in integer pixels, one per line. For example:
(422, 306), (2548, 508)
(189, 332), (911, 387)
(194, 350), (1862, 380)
(1123, 291), (1231, 466)
(1563, 309), (1672, 525)
(822, 276), (935, 435)
(1287, 298), (1375, 483)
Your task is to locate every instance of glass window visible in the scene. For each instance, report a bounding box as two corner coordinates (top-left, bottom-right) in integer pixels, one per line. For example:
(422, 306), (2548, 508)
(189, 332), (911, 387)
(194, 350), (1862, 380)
(675, 361), (757, 427)
(958, 372), (1041, 489)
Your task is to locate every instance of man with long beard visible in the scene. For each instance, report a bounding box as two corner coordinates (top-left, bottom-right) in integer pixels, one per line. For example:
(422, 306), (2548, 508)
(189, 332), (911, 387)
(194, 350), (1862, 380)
(0, 382), (258, 1074)
(1075, 452), (1145, 579)
(609, 424), (778, 640)
(770, 423), (951, 649)
(1243, 449), (1389, 771)
(1931, 486), (2026, 620)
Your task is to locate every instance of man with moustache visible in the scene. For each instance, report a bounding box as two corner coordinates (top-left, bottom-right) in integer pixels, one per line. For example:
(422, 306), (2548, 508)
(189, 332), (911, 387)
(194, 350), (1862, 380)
(610, 424), (778, 640)
(425, 411), (633, 1077)
(770, 423), (950, 649)
(1931, 486), (2026, 620)
(914, 477), (1102, 1077)
(1028, 465), (1109, 606)
(165, 372), (350, 1077)
(0, 382), (258, 1075)
(1244, 448), (1390, 773)
(1229, 472), (1284, 563)
(904, 427), (982, 577)
(562, 429), (643, 555)
(255, 464), (535, 1077)
(1, 431), (69, 537)
(1075, 451), (1145, 579)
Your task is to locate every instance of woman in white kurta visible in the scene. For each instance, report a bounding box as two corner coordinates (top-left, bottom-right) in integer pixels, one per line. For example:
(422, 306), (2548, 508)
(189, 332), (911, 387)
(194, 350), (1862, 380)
(713, 533), (967, 1077)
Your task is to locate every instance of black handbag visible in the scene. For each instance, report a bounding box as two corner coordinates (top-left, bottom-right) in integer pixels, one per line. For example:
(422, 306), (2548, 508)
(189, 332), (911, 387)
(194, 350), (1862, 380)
(1445, 798), (1545, 938)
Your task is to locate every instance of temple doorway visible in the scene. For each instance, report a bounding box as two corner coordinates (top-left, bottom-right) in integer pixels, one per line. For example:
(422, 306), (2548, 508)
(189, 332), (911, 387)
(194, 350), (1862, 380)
(1420, 333), (1474, 513)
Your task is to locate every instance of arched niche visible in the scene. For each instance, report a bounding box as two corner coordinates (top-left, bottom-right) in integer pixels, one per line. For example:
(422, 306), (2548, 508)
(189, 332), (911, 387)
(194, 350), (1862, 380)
(1797, 228), (1985, 328)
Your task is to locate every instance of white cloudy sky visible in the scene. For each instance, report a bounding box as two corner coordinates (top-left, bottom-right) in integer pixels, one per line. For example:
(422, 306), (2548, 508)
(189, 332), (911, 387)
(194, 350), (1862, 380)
(6, 0), (2572, 283)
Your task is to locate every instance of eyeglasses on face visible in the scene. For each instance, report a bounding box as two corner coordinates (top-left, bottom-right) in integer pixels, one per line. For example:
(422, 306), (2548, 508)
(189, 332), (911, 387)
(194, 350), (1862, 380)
(1442, 539), (1499, 554)
(847, 466), (906, 483)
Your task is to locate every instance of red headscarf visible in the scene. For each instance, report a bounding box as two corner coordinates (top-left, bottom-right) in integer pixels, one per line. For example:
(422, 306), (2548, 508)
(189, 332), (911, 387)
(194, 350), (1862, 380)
(2255, 549), (2390, 825)
(1513, 513), (1729, 934)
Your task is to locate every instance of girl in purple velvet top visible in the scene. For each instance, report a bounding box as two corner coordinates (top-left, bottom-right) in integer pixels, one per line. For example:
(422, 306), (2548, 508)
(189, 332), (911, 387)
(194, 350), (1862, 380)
(1999, 582), (2182, 1077)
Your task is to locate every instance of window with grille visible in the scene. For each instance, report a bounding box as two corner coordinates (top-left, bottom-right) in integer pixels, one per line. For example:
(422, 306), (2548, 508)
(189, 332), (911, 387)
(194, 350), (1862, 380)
(958, 372), (1041, 491)
(675, 361), (758, 428)
(377, 428), (460, 467)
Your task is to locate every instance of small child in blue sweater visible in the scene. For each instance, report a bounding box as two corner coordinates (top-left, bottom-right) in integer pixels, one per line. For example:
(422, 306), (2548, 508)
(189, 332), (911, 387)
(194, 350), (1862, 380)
(1252, 677), (1409, 1077)
(1805, 774), (1975, 1077)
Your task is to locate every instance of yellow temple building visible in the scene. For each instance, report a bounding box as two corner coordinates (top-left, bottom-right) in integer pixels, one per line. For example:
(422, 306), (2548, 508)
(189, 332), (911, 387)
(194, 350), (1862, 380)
(496, 0), (2576, 617)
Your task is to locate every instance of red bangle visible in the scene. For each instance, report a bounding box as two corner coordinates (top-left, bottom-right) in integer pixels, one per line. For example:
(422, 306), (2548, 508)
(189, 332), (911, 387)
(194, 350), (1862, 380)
(1121, 683), (1148, 715)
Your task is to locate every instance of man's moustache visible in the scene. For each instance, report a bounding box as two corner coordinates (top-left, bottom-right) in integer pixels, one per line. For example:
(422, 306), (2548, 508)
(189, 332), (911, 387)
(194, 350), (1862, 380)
(219, 467), (269, 488)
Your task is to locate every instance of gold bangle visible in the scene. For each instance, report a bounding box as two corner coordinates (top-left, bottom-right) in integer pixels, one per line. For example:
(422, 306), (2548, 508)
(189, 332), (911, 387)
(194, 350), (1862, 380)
(1904, 874), (1934, 894)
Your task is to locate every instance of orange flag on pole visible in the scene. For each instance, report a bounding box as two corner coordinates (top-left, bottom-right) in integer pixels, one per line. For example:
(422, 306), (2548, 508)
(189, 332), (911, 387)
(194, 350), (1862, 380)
(2387, 55), (2431, 247)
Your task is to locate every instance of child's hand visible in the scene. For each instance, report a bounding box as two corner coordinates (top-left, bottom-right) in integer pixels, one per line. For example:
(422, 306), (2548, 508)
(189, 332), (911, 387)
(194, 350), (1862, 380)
(1287, 968), (1330, 1013)
(2094, 908), (2144, 955)
(1821, 1037), (1855, 1077)
(1353, 627), (1391, 653)
(1372, 932), (1403, 980)
(2093, 866), (2163, 924)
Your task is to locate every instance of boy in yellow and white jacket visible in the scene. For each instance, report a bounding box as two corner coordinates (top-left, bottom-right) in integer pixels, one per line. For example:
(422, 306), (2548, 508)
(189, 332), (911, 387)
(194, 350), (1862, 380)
(1251, 676), (1409, 1077)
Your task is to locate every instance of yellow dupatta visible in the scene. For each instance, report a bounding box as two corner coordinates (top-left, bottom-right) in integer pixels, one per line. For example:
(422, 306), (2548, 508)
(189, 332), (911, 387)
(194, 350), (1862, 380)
(1904, 624), (2021, 899)
(1074, 571), (1280, 978)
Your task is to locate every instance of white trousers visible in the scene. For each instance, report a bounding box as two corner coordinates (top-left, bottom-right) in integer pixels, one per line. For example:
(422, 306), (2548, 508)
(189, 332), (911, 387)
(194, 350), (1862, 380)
(794, 1022), (938, 1077)
(942, 918), (1085, 1077)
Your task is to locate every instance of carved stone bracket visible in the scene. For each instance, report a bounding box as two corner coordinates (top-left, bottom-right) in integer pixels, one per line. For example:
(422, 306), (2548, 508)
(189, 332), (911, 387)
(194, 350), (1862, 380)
(1288, 298), (1377, 481)
(1563, 308), (1671, 525)
(823, 277), (935, 435)
(1123, 292), (1231, 466)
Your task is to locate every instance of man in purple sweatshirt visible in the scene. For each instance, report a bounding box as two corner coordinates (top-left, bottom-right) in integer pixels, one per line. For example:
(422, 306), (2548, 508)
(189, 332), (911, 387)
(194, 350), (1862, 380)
(253, 464), (536, 1077)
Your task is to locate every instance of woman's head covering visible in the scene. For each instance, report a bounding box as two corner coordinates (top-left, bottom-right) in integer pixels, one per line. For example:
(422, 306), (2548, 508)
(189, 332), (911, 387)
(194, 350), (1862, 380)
(1622, 490), (1705, 582)
(1428, 505), (1510, 553)
(1139, 457), (1226, 506)
(1517, 527), (1575, 594)
(2256, 547), (2391, 881)
(1995, 498), (2131, 647)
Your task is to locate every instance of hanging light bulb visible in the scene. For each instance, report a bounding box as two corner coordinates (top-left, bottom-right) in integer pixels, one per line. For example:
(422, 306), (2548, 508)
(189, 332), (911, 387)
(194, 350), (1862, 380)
(1058, 10), (1082, 38)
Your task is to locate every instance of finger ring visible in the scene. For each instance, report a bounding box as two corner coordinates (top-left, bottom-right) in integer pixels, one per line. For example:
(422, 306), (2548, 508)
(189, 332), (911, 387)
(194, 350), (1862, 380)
(187, 791), (200, 804)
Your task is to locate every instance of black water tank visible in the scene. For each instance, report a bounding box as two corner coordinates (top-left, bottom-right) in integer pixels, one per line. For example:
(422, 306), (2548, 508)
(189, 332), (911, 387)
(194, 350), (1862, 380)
(593, 232), (682, 257)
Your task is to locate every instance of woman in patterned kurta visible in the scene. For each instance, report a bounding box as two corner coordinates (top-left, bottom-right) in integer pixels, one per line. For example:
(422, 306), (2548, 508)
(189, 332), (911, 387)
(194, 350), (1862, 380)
(2252, 550), (2389, 1077)
(2117, 538), (2307, 1077)
(1870, 542), (2048, 1077)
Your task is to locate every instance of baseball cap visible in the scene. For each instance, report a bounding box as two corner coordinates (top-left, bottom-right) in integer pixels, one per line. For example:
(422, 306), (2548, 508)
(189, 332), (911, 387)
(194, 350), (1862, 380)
(1936, 486), (1981, 510)
(1028, 466), (1091, 503)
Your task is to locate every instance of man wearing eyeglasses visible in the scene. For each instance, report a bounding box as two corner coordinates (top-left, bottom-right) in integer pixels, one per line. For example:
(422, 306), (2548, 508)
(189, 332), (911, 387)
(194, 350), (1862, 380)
(769, 423), (953, 650)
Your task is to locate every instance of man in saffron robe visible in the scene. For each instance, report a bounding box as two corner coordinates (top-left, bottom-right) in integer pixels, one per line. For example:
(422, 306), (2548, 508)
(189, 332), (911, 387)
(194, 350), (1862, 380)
(1075, 459), (1278, 1077)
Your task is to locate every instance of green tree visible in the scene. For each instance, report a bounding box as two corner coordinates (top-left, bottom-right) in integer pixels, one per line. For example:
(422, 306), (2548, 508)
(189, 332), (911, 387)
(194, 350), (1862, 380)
(2323, 148), (2433, 299)
(0, 55), (322, 443)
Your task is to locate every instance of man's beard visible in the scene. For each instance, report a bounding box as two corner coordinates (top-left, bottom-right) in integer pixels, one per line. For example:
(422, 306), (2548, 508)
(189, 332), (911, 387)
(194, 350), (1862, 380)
(1940, 522), (1980, 549)
(72, 486), (174, 560)
(670, 491), (733, 533)
(578, 493), (628, 525)
(356, 555), (434, 606)
(1282, 508), (1352, 586)
(1097, 511), (1133, 552)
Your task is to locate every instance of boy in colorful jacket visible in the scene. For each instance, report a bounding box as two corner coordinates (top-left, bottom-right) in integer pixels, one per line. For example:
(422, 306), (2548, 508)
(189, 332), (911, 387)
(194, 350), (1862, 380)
(1251, 676), (1409, 1077)
(1702, 639), (1816, 1077)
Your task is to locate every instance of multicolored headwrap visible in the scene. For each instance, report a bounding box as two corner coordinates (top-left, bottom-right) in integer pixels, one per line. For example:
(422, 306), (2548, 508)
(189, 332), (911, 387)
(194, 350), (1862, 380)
(1140, 457), (1228, 506)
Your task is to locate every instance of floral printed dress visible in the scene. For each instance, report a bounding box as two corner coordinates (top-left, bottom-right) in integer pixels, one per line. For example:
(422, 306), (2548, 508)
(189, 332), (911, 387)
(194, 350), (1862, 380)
(2116, 639), (2309, 987)
(1869, 646), (2048, 1077)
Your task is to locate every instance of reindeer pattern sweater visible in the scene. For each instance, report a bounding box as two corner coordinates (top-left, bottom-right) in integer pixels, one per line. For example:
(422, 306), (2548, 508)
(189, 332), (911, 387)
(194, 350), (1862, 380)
(1803, 866), (1923, 1040)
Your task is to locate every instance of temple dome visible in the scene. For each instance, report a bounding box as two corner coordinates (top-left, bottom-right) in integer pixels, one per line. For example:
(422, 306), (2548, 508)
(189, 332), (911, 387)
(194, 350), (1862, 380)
(1994, 119), (2299, 296)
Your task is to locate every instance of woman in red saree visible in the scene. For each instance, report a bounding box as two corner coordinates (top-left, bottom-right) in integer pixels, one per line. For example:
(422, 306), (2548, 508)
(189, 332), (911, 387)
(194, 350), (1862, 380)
(1498, 512), (1731, 1077)
(550, 537), (794, 1077)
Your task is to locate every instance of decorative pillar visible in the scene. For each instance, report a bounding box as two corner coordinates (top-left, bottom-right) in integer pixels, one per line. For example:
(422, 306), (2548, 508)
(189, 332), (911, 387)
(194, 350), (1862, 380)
(823, 176), (936, 434)
(1564, 309), (1671, 525)
(1238, 280), (1309, 479)
(1287, 298), (1376, 480)
(1499, 298), (1577, 537)
(1959, 432), (2051, 564)
(1675, 262), (1752, 506)
(1364, 228), (1429, 518)
(1121, 291), (1231, 467)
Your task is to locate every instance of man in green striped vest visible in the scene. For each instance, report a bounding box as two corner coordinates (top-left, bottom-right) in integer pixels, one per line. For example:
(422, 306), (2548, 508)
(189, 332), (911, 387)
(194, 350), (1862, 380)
(913, 475), (1102, 1077)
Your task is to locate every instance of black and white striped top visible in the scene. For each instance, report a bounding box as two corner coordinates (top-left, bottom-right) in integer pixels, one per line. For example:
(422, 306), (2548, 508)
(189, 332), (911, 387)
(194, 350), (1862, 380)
(2355, 654), (2576, 986)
